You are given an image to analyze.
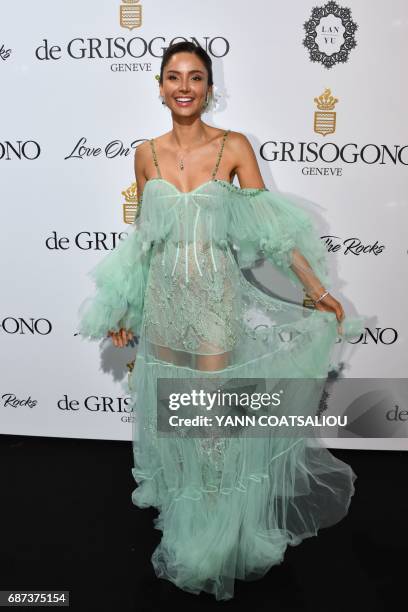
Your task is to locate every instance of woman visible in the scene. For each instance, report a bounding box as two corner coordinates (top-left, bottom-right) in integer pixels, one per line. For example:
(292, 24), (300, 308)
(78, 41), (364, 601)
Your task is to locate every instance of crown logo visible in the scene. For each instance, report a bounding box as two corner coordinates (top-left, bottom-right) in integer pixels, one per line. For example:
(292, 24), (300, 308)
(313, 88), (339, 136)
(121, 182), (140, 224)
(314, 88), (339, 111)
(119, 0), (142, 30)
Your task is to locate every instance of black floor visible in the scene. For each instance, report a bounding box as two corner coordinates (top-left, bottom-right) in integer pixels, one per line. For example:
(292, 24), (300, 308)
(1, 434), (406, 611)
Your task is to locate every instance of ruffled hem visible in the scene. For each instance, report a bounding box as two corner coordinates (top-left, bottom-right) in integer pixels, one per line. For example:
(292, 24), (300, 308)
(131, 436), (357, 601)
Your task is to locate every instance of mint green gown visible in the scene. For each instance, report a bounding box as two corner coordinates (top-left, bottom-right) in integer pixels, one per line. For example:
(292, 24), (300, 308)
(78, 131), (364, 601)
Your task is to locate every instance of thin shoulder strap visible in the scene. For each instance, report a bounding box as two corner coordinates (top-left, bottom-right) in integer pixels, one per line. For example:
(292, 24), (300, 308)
(211, 129), (230, 180)
(149, 138), (162, 178)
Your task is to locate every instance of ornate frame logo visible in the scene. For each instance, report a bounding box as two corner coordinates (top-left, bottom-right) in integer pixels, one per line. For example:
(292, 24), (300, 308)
(302, 1), (358, 69)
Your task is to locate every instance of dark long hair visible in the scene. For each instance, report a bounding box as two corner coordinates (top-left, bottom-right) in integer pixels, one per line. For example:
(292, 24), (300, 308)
(158, 42), (214, 87)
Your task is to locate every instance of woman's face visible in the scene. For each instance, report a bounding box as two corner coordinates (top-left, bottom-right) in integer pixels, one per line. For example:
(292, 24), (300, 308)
(159, 52), (212, 116)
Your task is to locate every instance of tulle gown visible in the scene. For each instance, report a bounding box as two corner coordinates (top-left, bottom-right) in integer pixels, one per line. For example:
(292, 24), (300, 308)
(78, 130), (364, 601)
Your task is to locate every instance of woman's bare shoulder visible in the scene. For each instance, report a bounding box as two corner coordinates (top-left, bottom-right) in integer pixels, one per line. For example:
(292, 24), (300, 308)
(225, 131), (264, 184)
(227, 130), (254, 150)
(134, 138), (155, 180)
(134, 133), (168, 165)
(224, 130), (258, 168)
(134, 140), (150, 171)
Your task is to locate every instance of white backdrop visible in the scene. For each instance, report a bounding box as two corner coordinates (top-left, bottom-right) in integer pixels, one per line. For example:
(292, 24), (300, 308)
(1, 0), (407, 449)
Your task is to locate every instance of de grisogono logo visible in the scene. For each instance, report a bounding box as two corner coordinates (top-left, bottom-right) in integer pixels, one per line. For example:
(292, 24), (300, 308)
(258, 83), (407, 170)
(34, 35), (229, 65)
(303, 1), (358, 69)
(33, 0), (228, 65)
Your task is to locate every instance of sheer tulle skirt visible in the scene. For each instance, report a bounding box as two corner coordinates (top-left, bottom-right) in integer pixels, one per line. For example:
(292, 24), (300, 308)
(129, 244), (358, 601)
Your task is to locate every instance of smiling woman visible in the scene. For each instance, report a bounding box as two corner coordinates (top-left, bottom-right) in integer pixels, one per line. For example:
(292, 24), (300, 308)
(78, 40), (364, 602)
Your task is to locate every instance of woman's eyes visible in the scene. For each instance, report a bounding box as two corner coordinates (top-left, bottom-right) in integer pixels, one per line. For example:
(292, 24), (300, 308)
(168, 75), (202, 81)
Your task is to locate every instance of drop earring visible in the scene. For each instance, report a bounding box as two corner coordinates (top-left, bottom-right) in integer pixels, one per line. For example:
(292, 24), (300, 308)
(202, 93), (209, 112)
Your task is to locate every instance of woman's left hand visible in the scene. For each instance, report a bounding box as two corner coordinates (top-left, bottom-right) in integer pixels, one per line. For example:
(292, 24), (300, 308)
(314, 292), (345, 324)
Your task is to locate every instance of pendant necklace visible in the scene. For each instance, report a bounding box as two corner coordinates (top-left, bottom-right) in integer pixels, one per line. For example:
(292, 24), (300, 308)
(177, 144), (193, 171)
(178, 150), (188, 171)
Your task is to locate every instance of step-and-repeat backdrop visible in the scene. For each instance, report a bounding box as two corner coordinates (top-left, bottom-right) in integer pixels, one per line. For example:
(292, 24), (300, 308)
(1, 1), (407, 449)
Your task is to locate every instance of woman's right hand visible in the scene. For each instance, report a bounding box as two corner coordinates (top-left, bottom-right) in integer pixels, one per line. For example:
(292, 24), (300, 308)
(107, 328), (134, 348)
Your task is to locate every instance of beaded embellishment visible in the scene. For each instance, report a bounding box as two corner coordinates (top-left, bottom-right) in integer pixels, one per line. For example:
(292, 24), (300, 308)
(213, 179), (269, 194)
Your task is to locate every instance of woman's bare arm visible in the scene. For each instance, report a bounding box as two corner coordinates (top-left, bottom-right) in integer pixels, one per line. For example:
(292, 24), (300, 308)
(230, 132), (344, 324)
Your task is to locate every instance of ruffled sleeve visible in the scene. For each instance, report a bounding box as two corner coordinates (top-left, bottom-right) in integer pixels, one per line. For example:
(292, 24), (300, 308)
(77, 201), (153, 341)
(226, 185), (331, 298)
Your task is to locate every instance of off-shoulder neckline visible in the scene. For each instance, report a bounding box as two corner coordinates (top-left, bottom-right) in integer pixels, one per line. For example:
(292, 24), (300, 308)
(143, 177), (268, 195)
